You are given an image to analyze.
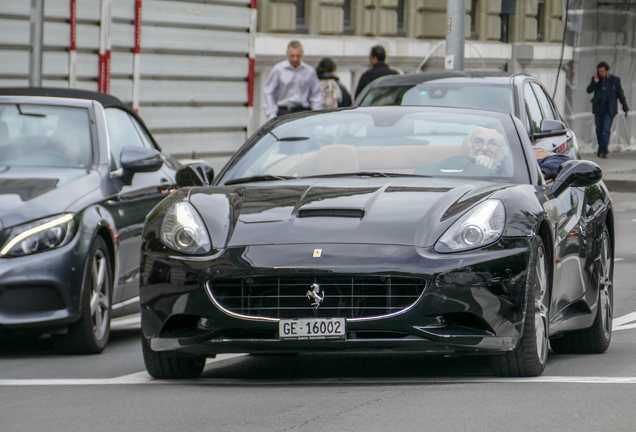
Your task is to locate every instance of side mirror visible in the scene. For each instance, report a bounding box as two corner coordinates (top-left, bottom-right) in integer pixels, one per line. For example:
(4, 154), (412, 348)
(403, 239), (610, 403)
(119, 146), (164, 185)
(175, 163), (214, 187)
(534, 119), (568, 139)
(551, 160), (602, 196)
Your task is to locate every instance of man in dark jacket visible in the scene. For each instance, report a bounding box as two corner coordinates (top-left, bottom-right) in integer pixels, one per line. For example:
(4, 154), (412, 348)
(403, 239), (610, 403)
(587, 61), (629, 158)
(354, 45), (398, 99)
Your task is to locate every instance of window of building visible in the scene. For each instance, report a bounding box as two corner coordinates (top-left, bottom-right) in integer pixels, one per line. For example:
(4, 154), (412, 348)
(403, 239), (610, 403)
(343, 0), (354, 35)
(470, 0), (479, 39)
(536, 0), (545, 42)
(295, 0), (308, 34)
(499, 0), (515, 43)
(397, 0), (407, 37)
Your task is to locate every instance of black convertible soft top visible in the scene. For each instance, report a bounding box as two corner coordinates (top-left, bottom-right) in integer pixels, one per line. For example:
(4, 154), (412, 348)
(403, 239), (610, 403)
(0, 87), (144, 127)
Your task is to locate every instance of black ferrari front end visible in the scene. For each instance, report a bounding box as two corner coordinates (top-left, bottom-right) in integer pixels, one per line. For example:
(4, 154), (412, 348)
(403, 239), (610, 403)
(141, 233), (534, 357)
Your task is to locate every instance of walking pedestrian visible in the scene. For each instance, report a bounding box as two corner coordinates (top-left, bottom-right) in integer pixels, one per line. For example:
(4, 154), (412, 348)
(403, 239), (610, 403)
(354, 45), (398, 99)
(263, 40), (322, 119)
(316, 57), (352, 109)
(587, 61), (629, 158)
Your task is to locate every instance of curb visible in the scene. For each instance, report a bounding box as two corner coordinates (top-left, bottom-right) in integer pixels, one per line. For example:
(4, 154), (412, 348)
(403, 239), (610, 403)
(603, 180), (636, 193)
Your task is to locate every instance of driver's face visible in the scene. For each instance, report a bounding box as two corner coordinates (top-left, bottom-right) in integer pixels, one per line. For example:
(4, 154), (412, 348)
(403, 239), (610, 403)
(469, 127), (506, 162)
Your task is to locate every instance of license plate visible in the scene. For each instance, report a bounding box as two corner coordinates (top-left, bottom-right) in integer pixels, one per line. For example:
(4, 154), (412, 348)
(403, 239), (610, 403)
(279, 318), (346, 340)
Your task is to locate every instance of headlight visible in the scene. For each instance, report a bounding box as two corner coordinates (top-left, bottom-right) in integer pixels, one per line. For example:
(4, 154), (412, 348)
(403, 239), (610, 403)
(160, 202), (211, 254)
(0, 214), (77, 258)
(435, 200), (506, 253)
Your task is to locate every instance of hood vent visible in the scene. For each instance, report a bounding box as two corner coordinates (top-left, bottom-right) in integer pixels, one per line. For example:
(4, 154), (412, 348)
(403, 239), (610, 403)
(297, 209), (365, 219)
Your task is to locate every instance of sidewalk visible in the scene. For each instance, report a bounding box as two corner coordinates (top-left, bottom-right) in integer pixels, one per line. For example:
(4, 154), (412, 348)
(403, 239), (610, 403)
(581, 151), (636, 193)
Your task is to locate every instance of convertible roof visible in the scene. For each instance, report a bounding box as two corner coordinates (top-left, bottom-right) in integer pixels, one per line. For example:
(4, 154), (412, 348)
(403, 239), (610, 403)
(0, 87), (143, 124)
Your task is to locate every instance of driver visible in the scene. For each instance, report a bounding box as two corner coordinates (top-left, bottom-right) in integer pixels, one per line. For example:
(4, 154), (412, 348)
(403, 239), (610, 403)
(468, 127), (512, 176)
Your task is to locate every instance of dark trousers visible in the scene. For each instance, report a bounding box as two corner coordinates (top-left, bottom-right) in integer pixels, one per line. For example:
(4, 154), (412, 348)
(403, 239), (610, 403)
(594, 109), (613, 155)
(277, 106), (311, 117)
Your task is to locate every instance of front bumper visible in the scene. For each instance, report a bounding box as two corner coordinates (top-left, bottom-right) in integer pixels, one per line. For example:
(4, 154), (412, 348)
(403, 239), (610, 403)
(0, 238), (85, 331)
(140, 238), (533, 357)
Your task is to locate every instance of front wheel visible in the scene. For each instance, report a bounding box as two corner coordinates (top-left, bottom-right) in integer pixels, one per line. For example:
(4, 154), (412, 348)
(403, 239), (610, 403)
(550, 225), (613, 354)
(53, 236), (112, 354)
(141, 335), (206, 379)
(491, 237), (550, 377)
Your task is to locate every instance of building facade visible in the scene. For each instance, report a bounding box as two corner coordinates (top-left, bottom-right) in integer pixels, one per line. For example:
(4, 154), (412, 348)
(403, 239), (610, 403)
(251, 0), (573, 140)
(3, 0), (631, 167)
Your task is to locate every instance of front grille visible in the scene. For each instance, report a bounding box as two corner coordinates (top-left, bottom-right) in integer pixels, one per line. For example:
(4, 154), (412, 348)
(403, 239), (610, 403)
(206, 275), (426, 320)
(0, 286), (66, 313)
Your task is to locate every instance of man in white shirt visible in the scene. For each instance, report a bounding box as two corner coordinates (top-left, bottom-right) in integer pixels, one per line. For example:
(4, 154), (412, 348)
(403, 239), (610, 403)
(263, 40), (322, 119)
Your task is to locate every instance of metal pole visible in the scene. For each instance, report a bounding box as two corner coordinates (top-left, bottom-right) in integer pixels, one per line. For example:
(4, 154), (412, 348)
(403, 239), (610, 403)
(445, 0), (465, 71)
(29, 0), (44, 87)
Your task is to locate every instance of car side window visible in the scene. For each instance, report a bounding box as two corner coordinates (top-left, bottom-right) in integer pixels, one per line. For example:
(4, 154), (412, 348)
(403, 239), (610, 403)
(130, 116), (156, 149)
(104, 108), (146, 169)
(524, 82), (543, 134)
(531, 82), (556, 121)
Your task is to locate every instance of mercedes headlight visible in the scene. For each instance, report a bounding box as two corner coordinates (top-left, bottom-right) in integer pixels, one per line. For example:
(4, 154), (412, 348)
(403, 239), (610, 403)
(160, 201), (211, 254)
(0, 214), (78, 258)
(435, 200), (506, 253)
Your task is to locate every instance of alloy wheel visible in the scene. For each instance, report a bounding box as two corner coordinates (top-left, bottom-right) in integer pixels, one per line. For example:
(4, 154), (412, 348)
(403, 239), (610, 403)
(534, 246), (549, 365)
(90, 249), (110, 341)
(598, 231), (613, 340)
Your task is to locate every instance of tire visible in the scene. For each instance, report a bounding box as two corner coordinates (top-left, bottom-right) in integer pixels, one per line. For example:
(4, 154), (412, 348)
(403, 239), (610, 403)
(141, 334), (205, 379)
(550, 225), (613, 354)
(491, 237), (550, 377)
(53, 236), (112, 354)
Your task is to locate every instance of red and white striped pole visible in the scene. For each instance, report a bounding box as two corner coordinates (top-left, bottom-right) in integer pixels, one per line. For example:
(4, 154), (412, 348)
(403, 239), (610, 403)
(132, 0), (142, 112)
(98, 0), (112, 93)
(68, 0), (77, 88)
(246, 0), (257, 137)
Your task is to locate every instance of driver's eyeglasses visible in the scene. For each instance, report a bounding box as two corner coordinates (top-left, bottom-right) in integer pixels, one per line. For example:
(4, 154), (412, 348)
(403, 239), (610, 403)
(472, 138), (504, 149)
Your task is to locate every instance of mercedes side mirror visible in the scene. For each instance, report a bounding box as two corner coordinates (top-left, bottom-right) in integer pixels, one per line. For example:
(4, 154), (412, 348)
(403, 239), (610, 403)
(551, 160), (602, 196)
(117, 146), (164, 185)
(175, 162), (214, 187)
(534, 119), (568, 139)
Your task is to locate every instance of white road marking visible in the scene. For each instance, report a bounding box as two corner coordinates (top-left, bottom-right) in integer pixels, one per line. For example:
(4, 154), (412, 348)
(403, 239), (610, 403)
(615, 258), (624, 261)
(0, 354), (247, 386)
(614, 311), (636, 327)
(112, 296), (139, 310)
(3, 375), (636, 386)
(110, 313), (141, 331)
(615, 323), (636, 331)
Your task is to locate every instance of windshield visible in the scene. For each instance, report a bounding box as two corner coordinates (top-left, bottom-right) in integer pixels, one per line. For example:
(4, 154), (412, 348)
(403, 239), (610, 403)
(221, 108), (528, 184)
(0, 104), (92, 168)
(360, 84), (516, 115)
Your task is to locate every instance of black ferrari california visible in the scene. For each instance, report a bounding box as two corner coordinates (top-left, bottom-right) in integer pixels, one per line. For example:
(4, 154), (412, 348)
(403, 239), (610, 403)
(140, 106), (613, 378)
(0, 88), (211, 354)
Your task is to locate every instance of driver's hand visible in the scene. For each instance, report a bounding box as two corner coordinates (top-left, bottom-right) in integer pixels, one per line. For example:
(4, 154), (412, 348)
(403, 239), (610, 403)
(475, 154), (499, 170)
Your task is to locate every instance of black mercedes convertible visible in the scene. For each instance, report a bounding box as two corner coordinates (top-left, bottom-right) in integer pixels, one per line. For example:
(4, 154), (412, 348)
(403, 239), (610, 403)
(140, 106), (614, 378)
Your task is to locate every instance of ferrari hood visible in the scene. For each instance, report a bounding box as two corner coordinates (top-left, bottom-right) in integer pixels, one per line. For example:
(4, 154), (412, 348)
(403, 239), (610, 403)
(0, 166), (100, 229)
(189, 178), (510, 248)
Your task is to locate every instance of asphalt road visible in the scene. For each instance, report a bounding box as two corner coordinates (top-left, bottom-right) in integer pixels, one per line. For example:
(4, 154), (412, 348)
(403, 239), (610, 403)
(2, 193), (636, 432)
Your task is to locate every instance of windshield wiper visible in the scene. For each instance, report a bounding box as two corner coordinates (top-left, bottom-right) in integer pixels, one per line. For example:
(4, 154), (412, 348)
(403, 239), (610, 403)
(16, 104), (47, 117)
(224, 175), (297, 185)
(301, 172), (433, 179)
(266, 131), (310, 142)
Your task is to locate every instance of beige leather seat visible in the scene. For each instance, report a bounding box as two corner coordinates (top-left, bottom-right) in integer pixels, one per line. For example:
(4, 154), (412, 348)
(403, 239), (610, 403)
(312, 144), (359, 175)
